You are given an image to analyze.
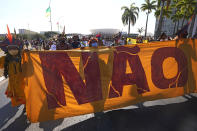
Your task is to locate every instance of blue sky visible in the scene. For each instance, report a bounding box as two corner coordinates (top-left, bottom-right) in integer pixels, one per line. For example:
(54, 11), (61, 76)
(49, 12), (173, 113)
(0, 0), (156, 35)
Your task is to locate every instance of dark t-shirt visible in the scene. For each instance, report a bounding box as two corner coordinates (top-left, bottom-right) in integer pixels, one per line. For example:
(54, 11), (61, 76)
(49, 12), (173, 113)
(71, 41), (80, 49)
(56, 43), (69, 50)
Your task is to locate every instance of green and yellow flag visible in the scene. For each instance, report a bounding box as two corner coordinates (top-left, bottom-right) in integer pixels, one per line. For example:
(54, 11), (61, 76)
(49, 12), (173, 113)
(46, 6), (51, 17)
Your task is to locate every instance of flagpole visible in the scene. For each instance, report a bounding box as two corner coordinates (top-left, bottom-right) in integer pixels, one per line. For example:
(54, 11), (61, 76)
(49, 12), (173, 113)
(49, 0), (52, 32)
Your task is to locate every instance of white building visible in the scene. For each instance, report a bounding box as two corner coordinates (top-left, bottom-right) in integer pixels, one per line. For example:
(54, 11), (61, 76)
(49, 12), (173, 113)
(90, 28), (120, 35)
(40, 31), (60, 34)
(18, 29), (37, 35)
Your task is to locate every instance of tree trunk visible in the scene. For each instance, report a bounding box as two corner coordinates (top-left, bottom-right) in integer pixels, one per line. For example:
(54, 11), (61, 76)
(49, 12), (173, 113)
(177, 20), (180, 32)
(173, 21), (177, 35)
(195, 21), (197, 36)
(155, 1), (165, 38)
(188, 4), (197, 37)
(181, 17), (186, 28)
(128, 19), (130, 35)
(145, 12), (149, 38)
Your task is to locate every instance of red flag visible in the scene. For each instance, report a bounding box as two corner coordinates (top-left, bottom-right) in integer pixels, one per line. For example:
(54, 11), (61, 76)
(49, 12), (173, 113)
(7, 25), (13, 43)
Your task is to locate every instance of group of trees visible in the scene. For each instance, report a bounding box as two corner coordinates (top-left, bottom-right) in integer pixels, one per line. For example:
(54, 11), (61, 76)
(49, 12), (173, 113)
(14, 31), (59, 40)
(121, 0), (197, 38)
(0, 31), (60, 42)
(16, 34), (45, 40)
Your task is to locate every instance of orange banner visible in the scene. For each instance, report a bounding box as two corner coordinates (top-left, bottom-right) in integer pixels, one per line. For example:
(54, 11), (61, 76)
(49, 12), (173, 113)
(22, 39), (197, 123)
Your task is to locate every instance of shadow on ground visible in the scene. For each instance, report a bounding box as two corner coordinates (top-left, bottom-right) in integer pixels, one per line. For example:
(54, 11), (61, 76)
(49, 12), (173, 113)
(2, 106), (30, 131)
(1, 95), (197, 131)
(62, 95), (197, 131)
(0, 102), (19, 129)
(39, 118), (64, 131)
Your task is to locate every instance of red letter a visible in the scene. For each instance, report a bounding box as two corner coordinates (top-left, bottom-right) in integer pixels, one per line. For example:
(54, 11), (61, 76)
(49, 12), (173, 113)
(109, 46), (149, 98)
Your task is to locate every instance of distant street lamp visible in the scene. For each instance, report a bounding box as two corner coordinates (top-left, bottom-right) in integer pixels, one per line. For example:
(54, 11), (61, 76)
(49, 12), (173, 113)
(57, 16), (64, 33)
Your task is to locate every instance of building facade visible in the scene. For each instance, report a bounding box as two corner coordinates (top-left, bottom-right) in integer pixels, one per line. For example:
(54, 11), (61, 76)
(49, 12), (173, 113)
(90, 29), (120, 35)
(18, 29), (37, 35)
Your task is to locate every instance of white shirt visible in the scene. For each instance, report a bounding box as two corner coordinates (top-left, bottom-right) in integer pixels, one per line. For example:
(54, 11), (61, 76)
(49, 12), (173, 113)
(50, 44), (56, 50)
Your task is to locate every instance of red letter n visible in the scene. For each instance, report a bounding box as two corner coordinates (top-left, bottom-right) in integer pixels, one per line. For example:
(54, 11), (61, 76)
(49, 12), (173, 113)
(39, 52), (102, 109)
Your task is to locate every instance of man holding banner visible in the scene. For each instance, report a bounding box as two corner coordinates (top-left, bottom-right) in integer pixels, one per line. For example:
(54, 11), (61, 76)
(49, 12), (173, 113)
(0, 26), (25, 107)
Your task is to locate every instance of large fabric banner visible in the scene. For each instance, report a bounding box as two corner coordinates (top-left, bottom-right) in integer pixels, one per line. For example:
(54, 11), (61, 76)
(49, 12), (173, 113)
(23, 39), (197, 123)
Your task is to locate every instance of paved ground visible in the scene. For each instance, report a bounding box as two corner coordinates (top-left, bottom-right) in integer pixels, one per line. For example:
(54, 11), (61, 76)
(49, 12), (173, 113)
(0, 78), (197, 131)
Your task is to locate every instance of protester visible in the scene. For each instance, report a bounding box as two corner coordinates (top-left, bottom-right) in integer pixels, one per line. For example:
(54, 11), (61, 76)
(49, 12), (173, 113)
(71, 35), (81, 49)
(136, 36), (143, 43)
(159, 32), (168, 41)
(89, 38), (98, 47)
(56, 40), (70, 50)
(0, 37), (25, 106)
(81, 36), (88, 47)
(96, 34), (103, 46)
(173, 24), (189, 40)
(97, 38), (103, 46)
(118, 37), (125, 45)
(102, 38), (106, 46)
(25, 40), (29, 49)
(173, 30), (188, 40)
(50, 41), (56, 50)
(127, 39), (132, 44)
(168, 36), (172, 40)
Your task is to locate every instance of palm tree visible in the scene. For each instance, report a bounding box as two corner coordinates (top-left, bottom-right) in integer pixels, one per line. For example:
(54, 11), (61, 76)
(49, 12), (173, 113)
(189, 3), (197, 37)
(170, 0), (181, 35)
(157, 0), (171, 9)
(137, 27), (144, 35)
(171, 14), (178, 34)
(154, 6), (172, 19)
(155, 0), (171, 38)
(171, 11), (183, 34)
(177, 0), (197, 28)
(141, 0), (157, 37)
(121, 3), (139, 34)
(176, 11), (184, 32)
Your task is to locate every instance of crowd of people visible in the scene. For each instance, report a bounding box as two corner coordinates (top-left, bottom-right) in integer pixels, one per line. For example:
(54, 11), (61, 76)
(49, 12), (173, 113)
(18, 28), (197, 51)
(22, 34), (128, 51)
(20, 35), (156, 51)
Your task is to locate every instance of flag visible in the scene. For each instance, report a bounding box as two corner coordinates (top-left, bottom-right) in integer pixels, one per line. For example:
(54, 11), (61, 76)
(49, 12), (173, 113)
(62, 25), (65, 35)
(7, 25), (12, 43)
(46, 6), (51, 17)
